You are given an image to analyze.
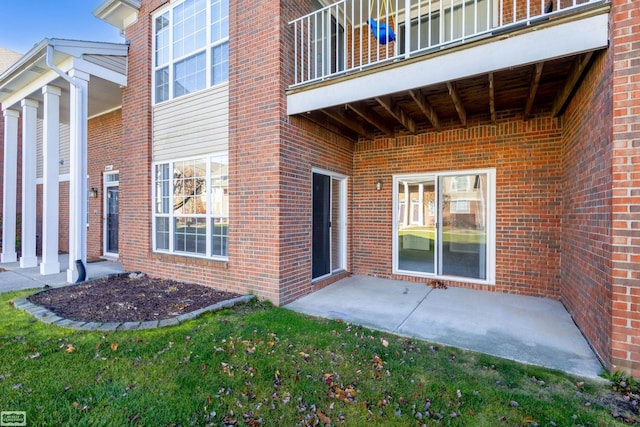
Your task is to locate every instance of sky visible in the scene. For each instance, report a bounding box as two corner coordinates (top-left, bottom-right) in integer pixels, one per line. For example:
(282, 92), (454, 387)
(0, 0), (125, 55)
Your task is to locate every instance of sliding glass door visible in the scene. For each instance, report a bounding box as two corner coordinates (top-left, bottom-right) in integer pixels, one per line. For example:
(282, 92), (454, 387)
(394, 169), (494, 283)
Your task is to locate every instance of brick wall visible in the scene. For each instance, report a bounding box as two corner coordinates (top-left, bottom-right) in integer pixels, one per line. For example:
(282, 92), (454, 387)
(115, 0), (353, 305)
(118, 0), (165, 276)
(561, 49), (613, 371)
(609, 0), (640, 376)
(87, 109), (123, 259)
(352, 113), (563, 297)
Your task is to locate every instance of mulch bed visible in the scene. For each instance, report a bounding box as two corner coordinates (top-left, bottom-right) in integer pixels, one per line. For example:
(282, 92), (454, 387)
(28, 274), (241, 323)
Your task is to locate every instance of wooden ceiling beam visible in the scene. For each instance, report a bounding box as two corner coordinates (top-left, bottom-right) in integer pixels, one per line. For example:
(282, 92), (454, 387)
(446, 81), (467, 127)
(321, 107), (375, 140)
(524, 62), (544, 120)
(488, 72), (496, 124)
(302, 112), (358, 141)
(347, 103), (395, 137)
(375, 95), (416, 134)
(552, 52), (593, 116)
(408, 89), (441, 131)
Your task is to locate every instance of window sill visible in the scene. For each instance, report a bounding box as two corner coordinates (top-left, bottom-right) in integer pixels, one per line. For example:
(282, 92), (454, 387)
(151, 251), (229, 269)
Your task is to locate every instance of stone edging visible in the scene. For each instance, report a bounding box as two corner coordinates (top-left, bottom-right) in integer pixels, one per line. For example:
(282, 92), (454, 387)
(11, 293), (255, 331)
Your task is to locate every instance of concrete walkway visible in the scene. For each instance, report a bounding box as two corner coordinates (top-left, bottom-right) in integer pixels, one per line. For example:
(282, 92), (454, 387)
(285, 275), (604, 379)
(0, 254), (123, 292)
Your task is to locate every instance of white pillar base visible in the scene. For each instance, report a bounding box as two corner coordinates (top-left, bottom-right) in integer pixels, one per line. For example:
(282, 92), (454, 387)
(20, 256), (38, 268)
(40, 261), (61, 275)
(1, 252), (17, 263)
(67, 267), (80, 283)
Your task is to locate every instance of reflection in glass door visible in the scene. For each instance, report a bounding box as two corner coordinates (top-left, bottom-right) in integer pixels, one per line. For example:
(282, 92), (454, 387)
(397, 177), (436, 273)
(440, 174), (487, 280)
(395, 171), (492, 282)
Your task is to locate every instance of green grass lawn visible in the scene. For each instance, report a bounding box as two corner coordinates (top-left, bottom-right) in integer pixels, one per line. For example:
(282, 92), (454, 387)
(0, 289), (636, 426)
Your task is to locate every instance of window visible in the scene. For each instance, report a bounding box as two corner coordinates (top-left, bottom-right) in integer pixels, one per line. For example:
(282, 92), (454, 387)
(153, 153), (229, 259)
(153, 0), (229, 103)
(394, 169), (495, 284)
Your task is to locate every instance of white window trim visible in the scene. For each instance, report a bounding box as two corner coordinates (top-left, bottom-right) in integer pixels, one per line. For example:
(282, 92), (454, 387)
(392, 168), (496, 285)
(152, 0), (229, 105)
(152, 152), (228, 260)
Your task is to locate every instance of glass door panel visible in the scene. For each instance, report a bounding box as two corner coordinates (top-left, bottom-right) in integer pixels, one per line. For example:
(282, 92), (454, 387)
(397, 177), (436, 273)
(106, 186), (119, 254)
(440, 174), (487, 280)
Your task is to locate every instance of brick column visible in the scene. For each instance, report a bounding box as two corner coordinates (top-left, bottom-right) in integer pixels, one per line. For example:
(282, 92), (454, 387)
(609, 0), (640, 375)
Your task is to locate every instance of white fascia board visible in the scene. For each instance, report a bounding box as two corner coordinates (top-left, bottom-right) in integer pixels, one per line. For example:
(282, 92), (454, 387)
(287, 13), (609, 115)
(50, 39), (129, 59)
(0, 68), (62, 110)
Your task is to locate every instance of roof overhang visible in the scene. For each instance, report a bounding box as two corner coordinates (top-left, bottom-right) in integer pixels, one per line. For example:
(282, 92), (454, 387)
(93, 0), (141, 32)
(0, 38), (129, 122)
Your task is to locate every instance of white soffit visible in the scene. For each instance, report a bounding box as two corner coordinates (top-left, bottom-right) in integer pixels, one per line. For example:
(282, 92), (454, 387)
(287, 12), (610, 115)
(93, 0), (141, 31)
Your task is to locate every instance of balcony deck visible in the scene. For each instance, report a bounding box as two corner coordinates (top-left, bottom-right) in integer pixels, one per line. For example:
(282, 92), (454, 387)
(286, 0), (610, 139)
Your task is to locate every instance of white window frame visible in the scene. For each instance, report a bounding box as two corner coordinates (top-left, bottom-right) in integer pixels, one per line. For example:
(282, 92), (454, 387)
(392, 168), (496, 285)
(152, 152), (228, 260)
(152, 0), (229, 104)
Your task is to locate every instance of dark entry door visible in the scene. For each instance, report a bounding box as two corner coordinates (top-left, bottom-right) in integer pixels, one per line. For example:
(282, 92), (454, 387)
(312, 173), (331, 279)
(106, 186), (119, 254)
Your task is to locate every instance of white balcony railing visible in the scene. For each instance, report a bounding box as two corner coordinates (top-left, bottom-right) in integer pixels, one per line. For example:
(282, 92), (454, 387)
(290, 0), (601, 87)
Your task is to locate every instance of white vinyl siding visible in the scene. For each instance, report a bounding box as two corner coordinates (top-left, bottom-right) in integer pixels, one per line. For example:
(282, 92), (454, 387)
(36, 119), (70, 179)
(153, 83), (229, 162)
(84, 55), (128, 75)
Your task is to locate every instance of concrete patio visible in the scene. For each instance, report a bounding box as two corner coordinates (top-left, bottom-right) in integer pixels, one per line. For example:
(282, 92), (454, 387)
(285, 275), (604, 379)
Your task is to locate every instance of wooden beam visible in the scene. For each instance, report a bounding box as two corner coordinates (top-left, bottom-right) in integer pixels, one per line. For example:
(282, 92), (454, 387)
(524, 62), (544, 119)
(446, 81), (467, 127)
(488, 72), (496, 124)
(375, 96), (416, 134)
(347, 103), (395, 137)
(321, 107), (375, 140)
(408, 89), (441, 131)
(302, 112), (358, 141)
(552, 52), (594, 116)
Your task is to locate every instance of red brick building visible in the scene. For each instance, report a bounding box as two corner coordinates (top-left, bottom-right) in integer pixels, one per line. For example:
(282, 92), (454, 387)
(1, 0), (639, 375)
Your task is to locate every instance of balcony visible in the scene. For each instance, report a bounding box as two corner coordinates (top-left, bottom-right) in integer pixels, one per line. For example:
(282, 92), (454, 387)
(287, 0), (610, 138)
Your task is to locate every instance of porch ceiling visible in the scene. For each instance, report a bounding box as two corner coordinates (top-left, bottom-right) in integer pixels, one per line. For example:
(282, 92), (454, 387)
(302, 52), (598, 139)
(0, 38), (128, 123)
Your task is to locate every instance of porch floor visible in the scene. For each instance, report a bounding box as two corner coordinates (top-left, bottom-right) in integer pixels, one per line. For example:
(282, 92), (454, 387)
(285, 275), (604, 379)
(0, 254), (123, 293)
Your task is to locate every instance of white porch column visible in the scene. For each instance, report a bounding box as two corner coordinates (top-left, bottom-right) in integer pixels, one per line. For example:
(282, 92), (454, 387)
(20, 99), (38, 268)
(67, 70), (89, 283)
(1, 109), (20, 263)
(40, 85), (62, 275)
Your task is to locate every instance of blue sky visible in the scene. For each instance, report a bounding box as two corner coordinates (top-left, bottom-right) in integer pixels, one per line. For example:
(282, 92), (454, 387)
(0, 0), (125, 54)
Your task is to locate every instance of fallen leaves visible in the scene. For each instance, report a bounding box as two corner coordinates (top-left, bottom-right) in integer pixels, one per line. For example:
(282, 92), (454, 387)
(110, 343), (119, 351)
